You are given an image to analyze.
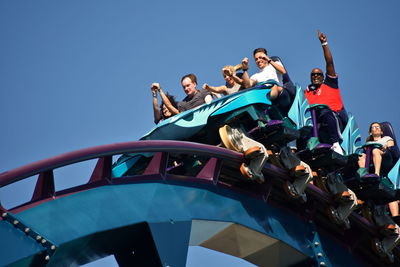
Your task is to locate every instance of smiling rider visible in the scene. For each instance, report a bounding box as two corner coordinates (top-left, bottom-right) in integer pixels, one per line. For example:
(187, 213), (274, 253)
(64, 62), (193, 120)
(305, 30), (348, 155)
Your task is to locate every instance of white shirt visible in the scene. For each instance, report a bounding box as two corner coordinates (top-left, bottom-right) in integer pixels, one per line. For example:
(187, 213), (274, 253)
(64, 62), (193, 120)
(366, 136), (394, 149)
(250, 61), (284, 86)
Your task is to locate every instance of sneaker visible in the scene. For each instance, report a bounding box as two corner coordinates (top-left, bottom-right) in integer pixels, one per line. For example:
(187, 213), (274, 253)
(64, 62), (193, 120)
(331, 142), (344, 155)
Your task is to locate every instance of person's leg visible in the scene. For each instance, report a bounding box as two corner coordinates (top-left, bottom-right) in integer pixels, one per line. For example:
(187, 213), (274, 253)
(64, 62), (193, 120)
(389, 201), (399, 217)
(318, 109), (342, 144)
(337, 108), (349, 131)
(269, 85), (283, 100)
(372, 148), (383, 175)
(271, 89), (292, 115)
(358, 153), (366, 168)
(318, 109), (344, 154)
(283, 81), (296, 99)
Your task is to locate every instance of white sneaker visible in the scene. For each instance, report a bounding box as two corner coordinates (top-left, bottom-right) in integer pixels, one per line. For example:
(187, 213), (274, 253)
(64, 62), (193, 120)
(331, 142), (344, 155)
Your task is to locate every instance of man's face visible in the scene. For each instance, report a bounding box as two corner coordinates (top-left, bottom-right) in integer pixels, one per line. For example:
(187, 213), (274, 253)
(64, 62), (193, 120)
(182, 77), (197, 97)
(254, 52), (268, 70)
(310, 68), (324, 86)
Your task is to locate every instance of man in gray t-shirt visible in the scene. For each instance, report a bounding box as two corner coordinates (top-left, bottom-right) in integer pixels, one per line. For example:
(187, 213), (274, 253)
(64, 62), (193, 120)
(177, 73), (212, 112)
(152, 73), (212, 116)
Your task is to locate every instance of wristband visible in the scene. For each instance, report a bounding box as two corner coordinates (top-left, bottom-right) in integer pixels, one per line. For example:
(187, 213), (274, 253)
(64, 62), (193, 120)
(321, 42), (328, 46)
(267, 59), (272, 63)
(242, 68), (248, 72)
(152, 94), (157, 97)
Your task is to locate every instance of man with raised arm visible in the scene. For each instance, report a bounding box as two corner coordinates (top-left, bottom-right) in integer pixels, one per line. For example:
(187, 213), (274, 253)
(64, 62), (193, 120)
(152, 73), (212, 116)
(240, 48), (293, 114)
(305, 30), (348, 155)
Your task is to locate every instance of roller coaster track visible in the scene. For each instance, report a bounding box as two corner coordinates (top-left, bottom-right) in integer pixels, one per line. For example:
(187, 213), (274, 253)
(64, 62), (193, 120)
(0, 141), (398, 266)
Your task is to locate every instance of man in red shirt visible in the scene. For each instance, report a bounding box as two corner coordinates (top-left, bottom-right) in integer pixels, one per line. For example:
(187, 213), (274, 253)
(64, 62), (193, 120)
(305, 30), (348, 155)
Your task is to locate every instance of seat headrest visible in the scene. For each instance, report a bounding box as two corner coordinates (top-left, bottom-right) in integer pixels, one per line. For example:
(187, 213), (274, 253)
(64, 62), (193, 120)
(270, 56), (292, 85)
(381, 121), (397, 146)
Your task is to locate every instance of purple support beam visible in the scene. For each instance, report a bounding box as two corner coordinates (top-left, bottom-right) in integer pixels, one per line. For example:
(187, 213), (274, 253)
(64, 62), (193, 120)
(0, 202), (6, 215)
(196, 157), (222, 184)
(89, 156), (112, 183)
(311, 109), (318, 137)
(364, 146), (372, 169)
(31, 170), (55, 201)
(143, 152), (169, 177)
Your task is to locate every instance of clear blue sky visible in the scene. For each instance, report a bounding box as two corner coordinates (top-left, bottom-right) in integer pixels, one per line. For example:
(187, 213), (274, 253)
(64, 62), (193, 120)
(1, 1), (400, 266)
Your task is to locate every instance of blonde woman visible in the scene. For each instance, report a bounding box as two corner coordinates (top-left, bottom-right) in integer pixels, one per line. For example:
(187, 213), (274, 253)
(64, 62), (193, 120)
(202, 64), (245, 97)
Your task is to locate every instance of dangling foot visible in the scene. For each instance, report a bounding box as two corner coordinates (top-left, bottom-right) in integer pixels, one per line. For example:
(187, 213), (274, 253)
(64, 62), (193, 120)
(331, 142), (344, 155)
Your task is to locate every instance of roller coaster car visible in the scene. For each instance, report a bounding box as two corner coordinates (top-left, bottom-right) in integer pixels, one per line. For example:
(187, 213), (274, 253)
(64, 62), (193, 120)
(113, 72), (313, 199)
(114, 82), (299, 174)
(343, 122), (400, 261)
(345, 122), (400, 203)
(293, 104), (363, 228)
(112, 83), (277, 178)
(296, 104), (352, 169)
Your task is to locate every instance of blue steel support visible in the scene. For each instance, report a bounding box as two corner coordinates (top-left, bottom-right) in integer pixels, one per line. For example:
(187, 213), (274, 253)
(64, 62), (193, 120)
(0, 141), (390, 266)
(148, 220), (192, 267)
(0, 212), (56, 266)
(308, 220), (332, 267)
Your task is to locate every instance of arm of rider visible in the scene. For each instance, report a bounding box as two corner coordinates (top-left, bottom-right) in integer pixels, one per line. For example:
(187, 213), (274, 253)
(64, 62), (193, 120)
(318, 29), (336, 77)
(384, 140), (395, 151)
(265, 55), (287, 75)
(241, 57), (256, 88)
(155, 85), (180, 115)
(151, 84), (161, 124)
(203, 83), (227, 95)
(211, 92), (222, 98)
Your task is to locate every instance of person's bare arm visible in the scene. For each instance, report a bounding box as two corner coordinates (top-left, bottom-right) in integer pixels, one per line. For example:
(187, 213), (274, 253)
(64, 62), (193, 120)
(318, 30), (336, 77)
(152, 83), (180, 115)
(241, 57), (256, 88)
(387, 140), (395, 148)
(222, 68), (244, 86)
(203, 83), (227, 94)
(151, 85), (161, 123)
(265, 56), (286, 74)
(159, 89), (180, 115)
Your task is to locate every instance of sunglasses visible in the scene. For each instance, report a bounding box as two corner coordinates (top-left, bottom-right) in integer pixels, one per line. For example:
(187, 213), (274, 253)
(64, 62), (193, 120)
(371, 125), (381, 129)
(255, 56), (268, 61)
(311, 73), (323, 77)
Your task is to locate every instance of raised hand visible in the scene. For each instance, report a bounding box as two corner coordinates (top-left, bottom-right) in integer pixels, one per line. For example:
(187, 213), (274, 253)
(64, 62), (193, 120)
(318, 29), (327, 43)
(202, 83), (210, 90)
(151, 82), (161, 92)
(242, 57), (249, 70)
(222, 67), (233, 77)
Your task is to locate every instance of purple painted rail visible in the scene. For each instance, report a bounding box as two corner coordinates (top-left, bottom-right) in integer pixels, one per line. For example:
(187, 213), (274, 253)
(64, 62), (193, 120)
(0, 140), (243, 188)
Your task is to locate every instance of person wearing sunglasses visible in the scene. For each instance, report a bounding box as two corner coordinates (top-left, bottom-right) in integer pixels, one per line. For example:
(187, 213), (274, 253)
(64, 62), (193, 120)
(304, 30), (348, 155)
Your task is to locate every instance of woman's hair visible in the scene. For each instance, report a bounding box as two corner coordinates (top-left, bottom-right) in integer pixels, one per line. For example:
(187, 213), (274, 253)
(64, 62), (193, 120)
(160, 93), (178, 119)
(366, 122), (383, 142)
